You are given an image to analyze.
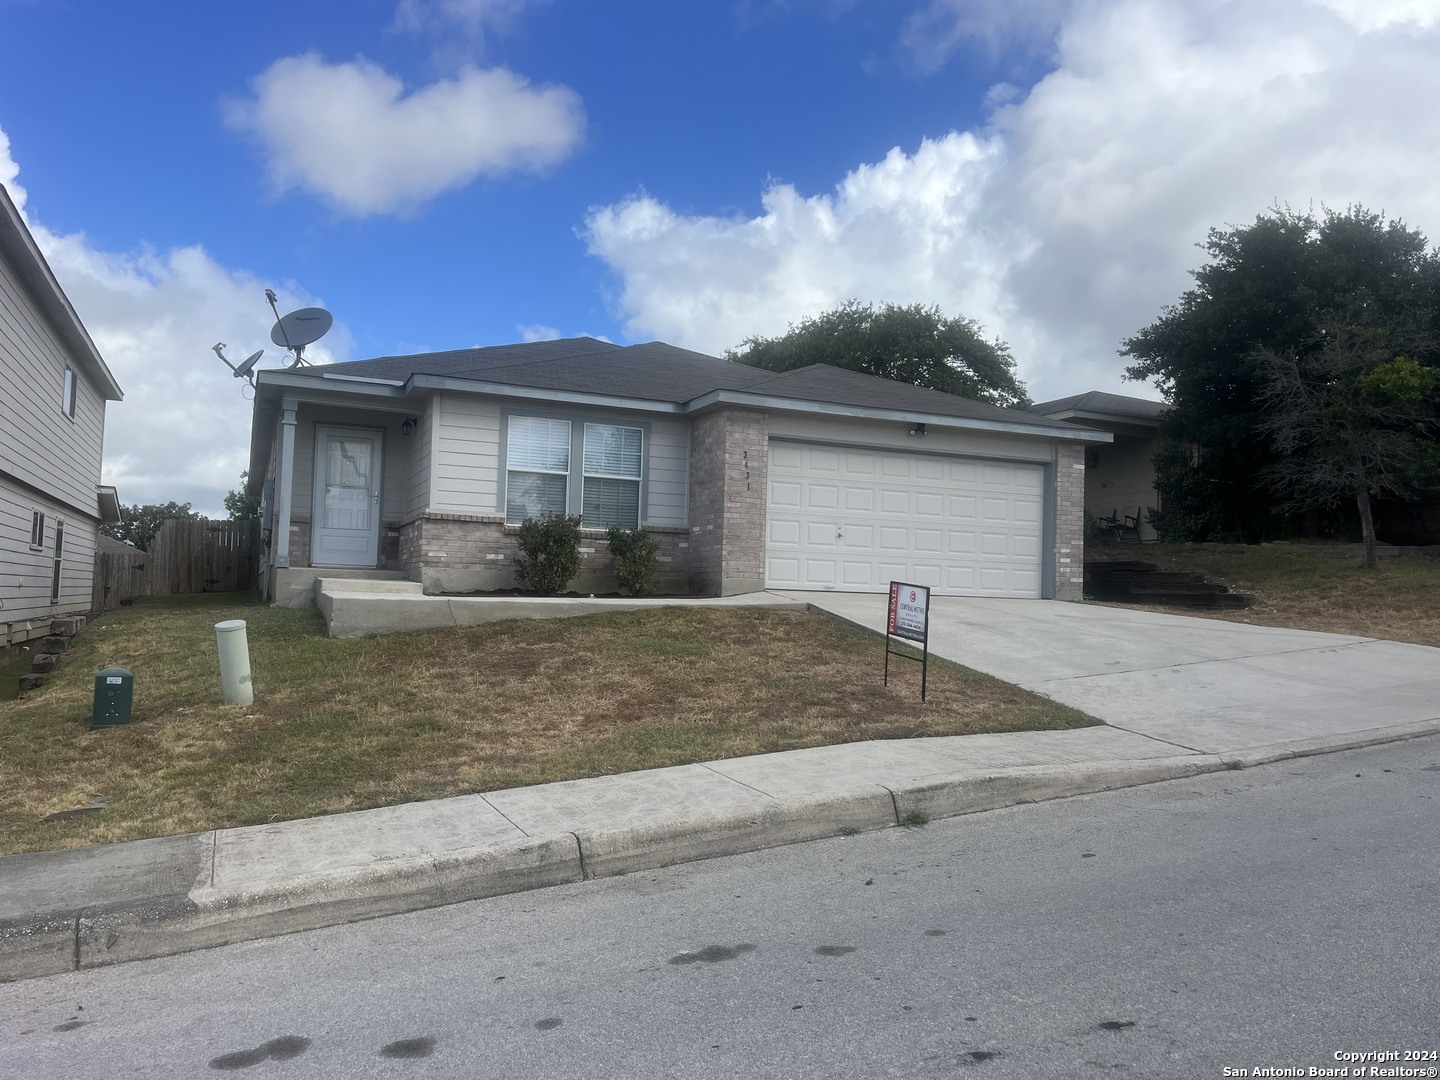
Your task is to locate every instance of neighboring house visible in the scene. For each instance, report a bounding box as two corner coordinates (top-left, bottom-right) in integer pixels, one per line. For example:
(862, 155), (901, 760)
(247, 338), (1110, 606)
(1030, 391), (1168, 543)
(0, 183), (123, 651)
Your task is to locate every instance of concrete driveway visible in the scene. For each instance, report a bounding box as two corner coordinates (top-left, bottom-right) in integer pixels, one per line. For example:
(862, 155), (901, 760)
(784, 593), (1440, 754)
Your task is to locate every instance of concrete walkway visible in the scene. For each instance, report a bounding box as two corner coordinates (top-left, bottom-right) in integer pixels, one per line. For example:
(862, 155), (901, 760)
(5, 594), (1439, 983)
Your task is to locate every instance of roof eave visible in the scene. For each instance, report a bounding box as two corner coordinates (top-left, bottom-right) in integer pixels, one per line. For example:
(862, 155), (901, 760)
(0, 185), (123, 401)
(688, 389), (1114, 443)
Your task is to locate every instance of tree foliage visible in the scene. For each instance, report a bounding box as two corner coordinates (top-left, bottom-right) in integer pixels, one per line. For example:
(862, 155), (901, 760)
(727, 300), (1030, 409)
(1123, 206), (1440, 542)
(224, 471), (261, 521)
(1257, 327), (1440, 567)
(100, 501), (201, 552)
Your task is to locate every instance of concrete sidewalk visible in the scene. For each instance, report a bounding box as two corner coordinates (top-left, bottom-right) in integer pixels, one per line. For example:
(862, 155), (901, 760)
(5, 595), (1440, 983)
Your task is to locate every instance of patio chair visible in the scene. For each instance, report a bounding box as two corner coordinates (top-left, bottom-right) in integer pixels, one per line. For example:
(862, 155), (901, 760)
(1095, 509), (1124, 543)
(1118, 508), (1143, 544)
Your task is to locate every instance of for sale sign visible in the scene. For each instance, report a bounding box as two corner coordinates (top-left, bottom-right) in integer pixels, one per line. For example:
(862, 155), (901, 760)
(887, 581), (930, 644)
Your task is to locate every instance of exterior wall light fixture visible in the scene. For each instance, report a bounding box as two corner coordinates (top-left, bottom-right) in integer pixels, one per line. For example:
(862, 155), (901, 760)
(908, 422), (928, 437)
(401, 417), (418, 437)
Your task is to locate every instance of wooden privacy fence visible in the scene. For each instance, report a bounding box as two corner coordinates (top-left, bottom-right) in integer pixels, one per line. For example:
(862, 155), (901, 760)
(92, 518), (260, 613)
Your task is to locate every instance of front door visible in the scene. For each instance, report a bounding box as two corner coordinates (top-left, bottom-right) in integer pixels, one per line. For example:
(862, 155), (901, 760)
(311, 426), (382, 567)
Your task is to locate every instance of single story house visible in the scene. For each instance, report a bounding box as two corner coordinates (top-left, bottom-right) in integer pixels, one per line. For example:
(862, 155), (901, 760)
(247, 338), (1110, 606)
(1030, 391), (1168, 543)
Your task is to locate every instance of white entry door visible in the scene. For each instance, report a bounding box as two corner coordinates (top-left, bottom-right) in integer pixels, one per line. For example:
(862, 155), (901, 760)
(765, 441), (1044, 597)
(312, 426), (382, 567)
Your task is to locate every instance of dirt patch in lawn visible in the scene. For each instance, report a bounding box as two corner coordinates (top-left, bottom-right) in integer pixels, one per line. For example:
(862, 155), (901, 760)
(1088, 543), (1440, 646)
(0, 594), (1096, 856)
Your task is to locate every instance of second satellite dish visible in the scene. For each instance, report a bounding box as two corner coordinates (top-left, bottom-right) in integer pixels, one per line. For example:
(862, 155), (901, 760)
(271, 307), (334, 349)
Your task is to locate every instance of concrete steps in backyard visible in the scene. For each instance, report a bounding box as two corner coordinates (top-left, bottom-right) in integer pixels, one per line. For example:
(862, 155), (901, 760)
(1084, 561), (1251, 609)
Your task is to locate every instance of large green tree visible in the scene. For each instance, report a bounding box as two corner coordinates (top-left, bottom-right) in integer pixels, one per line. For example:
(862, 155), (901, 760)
(1123, 206), (1440, 542)
(727, 300), (1029, 409)
(100, 501), (201, 552)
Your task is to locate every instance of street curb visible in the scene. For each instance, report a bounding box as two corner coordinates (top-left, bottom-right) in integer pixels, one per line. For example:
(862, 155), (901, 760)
(4, 724), (1438, 982)
(1217, 717), (1440, 768)
(575, 787), (899, 880)
(891, 755), (1230, 821)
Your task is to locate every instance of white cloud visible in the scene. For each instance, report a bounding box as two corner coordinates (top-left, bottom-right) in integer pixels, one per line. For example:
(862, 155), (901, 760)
(516, 323), (561, 341)
(900, 0), (1074, 70)
(393, 0), (545, 39)
(1, 129), (341, 516)
(225, 52), (585, 217)
(586, 0), (1440, 400)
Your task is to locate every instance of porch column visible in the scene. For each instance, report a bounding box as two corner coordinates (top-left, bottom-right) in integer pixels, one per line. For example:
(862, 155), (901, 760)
(274, 400), (298, 568)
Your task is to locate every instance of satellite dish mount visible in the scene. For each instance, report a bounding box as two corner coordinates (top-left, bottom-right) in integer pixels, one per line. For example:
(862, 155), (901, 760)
(266, 288), (333, 368)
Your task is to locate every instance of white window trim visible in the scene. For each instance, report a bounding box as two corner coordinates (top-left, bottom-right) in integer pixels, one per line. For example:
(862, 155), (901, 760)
(581, 423), (644, 529)
(30, 509), (46, 549)
(50, 518), (65, 604)
(502, 411), (650, 528)
(62, 367), (77, 419)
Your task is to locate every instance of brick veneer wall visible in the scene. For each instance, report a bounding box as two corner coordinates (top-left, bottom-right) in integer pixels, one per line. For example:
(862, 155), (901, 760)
(688, 407), (768, 596)
(398, 512), (692, 594)
(286, 516), (402, 571)
(1053, 442), (1086, 601)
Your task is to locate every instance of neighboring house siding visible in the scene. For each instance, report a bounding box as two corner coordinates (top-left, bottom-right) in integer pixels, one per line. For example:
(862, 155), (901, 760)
(0, 478), (96, 631)
(0, 254), (107, 517)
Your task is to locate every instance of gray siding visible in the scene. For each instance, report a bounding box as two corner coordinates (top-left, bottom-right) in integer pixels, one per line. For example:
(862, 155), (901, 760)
(1, 477), (96, 631)
(0, 253), (107, 518)
(431, 395), (501, 515)
(406, 399), (434, 519)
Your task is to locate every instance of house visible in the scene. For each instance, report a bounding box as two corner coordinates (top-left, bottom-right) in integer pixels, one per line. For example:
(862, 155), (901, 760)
(0, 183), (123, 651)
(246, 338), (1110, 607)
(1030, 391), (1168, 543)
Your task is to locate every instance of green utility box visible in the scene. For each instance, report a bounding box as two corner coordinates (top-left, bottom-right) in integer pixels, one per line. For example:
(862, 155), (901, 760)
(92, 666), (134, 728)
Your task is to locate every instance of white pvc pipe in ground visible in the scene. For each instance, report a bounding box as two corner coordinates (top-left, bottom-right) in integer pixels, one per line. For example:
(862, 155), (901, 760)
(214, 619), (254, 706)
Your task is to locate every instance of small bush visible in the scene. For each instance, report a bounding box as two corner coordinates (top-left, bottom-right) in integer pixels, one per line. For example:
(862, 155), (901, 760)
(514, 516), (583, 595)
(607, 525), (660, 596)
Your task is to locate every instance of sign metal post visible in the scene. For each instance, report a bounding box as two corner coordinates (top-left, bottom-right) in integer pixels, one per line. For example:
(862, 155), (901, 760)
(884, 580), (931, 702)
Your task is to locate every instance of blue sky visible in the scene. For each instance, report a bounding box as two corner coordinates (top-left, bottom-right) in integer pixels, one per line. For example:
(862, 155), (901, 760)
(3, 0), (1438, 513)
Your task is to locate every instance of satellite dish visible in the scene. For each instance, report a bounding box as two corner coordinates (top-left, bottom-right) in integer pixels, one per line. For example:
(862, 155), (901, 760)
(271, 307), (333, 349)
(234, 350), (264, 378)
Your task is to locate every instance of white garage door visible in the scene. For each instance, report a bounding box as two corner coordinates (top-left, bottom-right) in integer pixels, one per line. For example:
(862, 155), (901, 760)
(766, 441), (1045, 597)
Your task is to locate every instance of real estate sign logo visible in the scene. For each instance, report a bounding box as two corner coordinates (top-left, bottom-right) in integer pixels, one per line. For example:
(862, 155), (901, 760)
(887, 582), (929, 643)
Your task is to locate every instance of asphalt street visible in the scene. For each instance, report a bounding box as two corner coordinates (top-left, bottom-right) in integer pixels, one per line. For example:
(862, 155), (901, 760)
(3, 737), (1437, 1079)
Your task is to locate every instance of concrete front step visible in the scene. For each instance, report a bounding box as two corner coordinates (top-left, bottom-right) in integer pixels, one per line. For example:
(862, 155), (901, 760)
(314, 577), (425, 596)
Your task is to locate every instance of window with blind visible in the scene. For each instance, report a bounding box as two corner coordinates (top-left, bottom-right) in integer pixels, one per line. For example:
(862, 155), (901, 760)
(583, 423), (642, 528)
(506, 416), (572, 522)
(504, 415), (646, 528)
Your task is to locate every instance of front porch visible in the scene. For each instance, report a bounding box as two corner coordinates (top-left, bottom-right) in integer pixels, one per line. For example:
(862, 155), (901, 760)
(309, 575), (804, 638)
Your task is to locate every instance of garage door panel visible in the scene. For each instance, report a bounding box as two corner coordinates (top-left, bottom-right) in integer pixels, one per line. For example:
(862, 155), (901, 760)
(771, 481), (802, 508)
(805, 521), (839, 546)
(769, 519), (801, 546)
(878, 526), (910, 551)
(914, 492), (944, 517)
(766, 442), (1044, 598)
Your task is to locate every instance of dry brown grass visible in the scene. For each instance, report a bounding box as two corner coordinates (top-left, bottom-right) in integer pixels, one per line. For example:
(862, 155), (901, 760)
(0, 594), (1096, 856)
(1088, 544), (1440, 646)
